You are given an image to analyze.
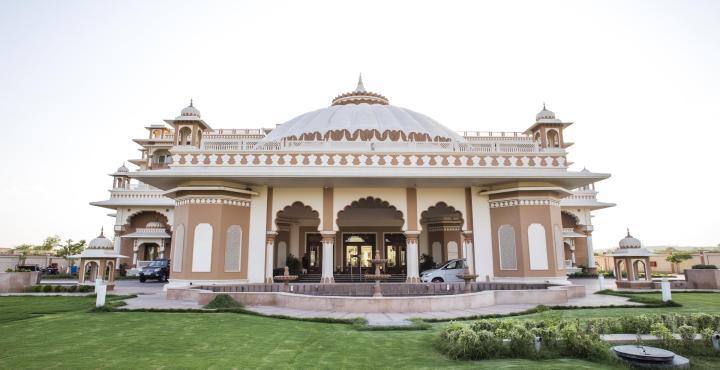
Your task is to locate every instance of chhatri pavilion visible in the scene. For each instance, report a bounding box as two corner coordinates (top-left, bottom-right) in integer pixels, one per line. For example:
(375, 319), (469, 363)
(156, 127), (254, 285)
(91, 76), (613, 287)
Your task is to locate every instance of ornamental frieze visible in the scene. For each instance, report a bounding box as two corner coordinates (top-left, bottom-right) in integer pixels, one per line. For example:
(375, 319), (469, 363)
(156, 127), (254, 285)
(171, 152), (566, 168)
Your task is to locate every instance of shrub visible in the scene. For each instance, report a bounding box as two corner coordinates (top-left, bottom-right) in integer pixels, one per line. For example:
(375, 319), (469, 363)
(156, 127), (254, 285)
(67, 285), (78, 292)
(78, 285), (93, 293)
(650, 322), (676, 349)
(699, 328), (716, 349)
(558, 323), (608, 360)
(677, 325), (696, 351)
(53, 285), (65, 292)
(204, 294), (243, 309)
(507, 325), (535, 357)
(691, 264), (717, 269)
(42, 284), (53, 292)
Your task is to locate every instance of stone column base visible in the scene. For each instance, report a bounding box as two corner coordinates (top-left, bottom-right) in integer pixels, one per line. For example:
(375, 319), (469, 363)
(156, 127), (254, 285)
(406, 276), (420, 283)
(265, 277), (274, 284)
(321, 276), (335, 284)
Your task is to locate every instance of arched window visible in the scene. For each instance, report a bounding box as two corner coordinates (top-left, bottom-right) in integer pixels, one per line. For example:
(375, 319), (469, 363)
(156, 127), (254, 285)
(192, 223), (213, 272)
(172, 225), (185, 272)
(224, 225), (242, 272)
(447, 241), (459, 260)
(528, 224), (549, 270)
(546, 130), (559, 148)
(179, 127), (192, 145)
(498, 224), (517, 270)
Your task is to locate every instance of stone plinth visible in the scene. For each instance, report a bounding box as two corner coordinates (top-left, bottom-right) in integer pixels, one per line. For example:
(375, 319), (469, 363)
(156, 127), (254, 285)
(684, 269), (720, 289)
(0, 272), (40, 293)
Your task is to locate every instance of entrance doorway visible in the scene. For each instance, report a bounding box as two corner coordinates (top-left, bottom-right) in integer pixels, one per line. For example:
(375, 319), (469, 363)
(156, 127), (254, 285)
(304, 233), (322, 273)
(343, 233), (376, 273)
(384, 233), (406, 274)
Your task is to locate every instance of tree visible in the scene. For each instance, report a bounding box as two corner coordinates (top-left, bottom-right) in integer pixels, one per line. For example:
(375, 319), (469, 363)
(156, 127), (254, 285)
(666, 251), (693, 273)
(56, 239), (86, 259)
(35, 235), (61, 254)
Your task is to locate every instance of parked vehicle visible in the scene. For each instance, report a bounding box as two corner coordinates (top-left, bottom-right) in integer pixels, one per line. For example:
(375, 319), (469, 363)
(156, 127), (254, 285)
(42, 263), (59, 275)
(419, 258), (467, 283)
(139, 259), (170, 282)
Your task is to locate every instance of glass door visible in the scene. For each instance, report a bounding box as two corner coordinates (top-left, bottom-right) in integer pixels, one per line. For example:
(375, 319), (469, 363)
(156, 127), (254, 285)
(305, 233), (322, 273)
(343, 233), (376, 274)
(384, 233), (407, 274)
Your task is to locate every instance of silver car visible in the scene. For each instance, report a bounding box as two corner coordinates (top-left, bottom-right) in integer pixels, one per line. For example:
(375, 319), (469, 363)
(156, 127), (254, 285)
(420, 258), (467, 283)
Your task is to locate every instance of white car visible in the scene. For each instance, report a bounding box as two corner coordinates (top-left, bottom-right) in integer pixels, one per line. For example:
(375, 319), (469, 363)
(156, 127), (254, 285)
(420, 259), (468, 283)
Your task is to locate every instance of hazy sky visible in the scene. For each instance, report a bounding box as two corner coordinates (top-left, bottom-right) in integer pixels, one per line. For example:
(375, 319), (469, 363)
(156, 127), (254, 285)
(1, 0), (718, 250)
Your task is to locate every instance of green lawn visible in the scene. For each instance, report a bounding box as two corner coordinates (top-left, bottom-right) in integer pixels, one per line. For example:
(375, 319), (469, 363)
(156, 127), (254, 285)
(1, 292), (719, 369)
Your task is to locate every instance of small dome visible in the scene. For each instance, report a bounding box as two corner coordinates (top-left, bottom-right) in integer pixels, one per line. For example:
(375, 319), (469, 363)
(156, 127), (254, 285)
(88, 228), (113, 249)
(116, 164), (128, 173)
(619, 228), (642, 249)
(536, 104), (555, 120)
(179, 99), (201, 118)
(146, 221), (164, 229)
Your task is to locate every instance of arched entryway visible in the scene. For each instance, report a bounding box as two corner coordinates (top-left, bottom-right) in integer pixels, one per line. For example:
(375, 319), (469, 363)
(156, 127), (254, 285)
(275, 202), (321, 274)
(420, 202), (463, 267)
(336, 197), (405, 275)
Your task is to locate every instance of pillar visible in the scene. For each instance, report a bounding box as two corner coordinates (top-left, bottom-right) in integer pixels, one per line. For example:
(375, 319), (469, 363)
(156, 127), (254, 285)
(320, 232), (335, 283)
(289, 223), (300, 258)
(265, 232), (277, 283)
(159, 242), (165, 259)
(405, 231), (420, 283)
(626, 257), (635, 281)
(78, 260), (86, 284)
(586, 233), (596, 272)
(462, 231), (475, 276)
(132, 241), (139, 267)
(644, 257), (651, 281)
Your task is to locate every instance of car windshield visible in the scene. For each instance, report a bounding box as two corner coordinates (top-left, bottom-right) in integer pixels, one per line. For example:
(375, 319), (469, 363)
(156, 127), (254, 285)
(147, 261), (166, 268)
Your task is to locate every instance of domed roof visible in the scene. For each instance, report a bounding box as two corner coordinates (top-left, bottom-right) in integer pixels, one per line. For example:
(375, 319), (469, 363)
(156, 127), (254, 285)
(535, 104), (562, 123)
(619, 228), (642, 249)
(178, 99), (201, 119)
(116, 163), (128, 173)
(88, 228), (113, 249)
(259, 77), (465, 143)
(146, 221), (164, 229)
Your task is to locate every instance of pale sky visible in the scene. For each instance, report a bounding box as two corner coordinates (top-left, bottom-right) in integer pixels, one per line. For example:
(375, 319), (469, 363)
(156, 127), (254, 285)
(1, 0), (719, 250)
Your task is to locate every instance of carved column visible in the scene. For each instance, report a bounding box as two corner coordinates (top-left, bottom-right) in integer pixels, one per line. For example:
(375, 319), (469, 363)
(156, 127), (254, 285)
(132, 241), (139, 267)
(586, 231), (596, 272)
(462, 231), (475, 276)
(320, 232), (335, 283)
(405, 231), (420, 283)
(265, 232), (277, 283)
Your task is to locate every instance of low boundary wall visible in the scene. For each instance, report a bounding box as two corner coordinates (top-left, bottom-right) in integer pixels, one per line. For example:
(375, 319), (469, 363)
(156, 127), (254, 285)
(167, 283), (586, 313)
(0, 272), (40, 293)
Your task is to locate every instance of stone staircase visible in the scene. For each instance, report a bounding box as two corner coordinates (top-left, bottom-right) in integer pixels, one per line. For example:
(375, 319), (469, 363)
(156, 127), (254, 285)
(294, 273), (407, 284)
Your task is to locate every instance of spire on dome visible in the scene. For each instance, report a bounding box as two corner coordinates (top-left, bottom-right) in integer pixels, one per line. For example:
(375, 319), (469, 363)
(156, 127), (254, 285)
(190, 98), (194, 107)
(100, 226), (104, 237)
(355, 73), (366, 93)
(626, 227), (631, 237)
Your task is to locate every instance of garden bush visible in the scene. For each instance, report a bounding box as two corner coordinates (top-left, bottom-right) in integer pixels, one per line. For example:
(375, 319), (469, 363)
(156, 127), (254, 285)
(437, 315), (720, 362)
(204, 294), (244, 310)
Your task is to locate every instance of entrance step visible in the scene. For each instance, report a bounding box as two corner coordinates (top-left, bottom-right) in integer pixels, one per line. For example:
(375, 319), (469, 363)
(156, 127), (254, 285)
(292, 273), (407, 284)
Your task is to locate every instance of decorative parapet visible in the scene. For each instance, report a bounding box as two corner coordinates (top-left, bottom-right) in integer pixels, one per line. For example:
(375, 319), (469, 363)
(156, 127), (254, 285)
(489, 199), (561, 208)
(169, 151), (567, 169)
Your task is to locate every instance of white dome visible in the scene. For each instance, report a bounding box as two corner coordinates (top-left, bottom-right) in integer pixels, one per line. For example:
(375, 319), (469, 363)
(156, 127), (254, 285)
(535, 104), (562, 123)
(116, 164), (128, 173)
(619, 229), (642, 249)
(88, 230), (113, 249)
(146, 221), (164, 229)
(179, 100), (201, 118)
(260, 103), (465, 143)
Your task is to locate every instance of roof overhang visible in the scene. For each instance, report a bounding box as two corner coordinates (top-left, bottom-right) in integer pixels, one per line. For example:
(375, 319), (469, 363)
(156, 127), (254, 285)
(131, 167), (610, 191)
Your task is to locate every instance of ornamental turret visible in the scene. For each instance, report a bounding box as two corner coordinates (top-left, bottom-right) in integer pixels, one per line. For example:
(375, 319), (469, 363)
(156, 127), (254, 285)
(525, 104), (573, 149)
(166, 99), (211, 148)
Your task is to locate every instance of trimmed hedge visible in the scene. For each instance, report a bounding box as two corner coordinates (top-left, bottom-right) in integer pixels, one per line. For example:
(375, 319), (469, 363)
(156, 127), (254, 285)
(692, 264), (718, 269)
(26, 285), (93, 293)
(438, 314), (720, 362)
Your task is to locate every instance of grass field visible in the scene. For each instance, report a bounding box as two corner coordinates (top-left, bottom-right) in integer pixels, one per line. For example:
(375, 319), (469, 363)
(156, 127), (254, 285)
(1, 292), (719, 369)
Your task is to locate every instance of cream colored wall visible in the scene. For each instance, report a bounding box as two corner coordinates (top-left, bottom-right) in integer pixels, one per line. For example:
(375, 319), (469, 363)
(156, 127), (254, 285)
(471, 188), (494, 279)
(332, 188), (408, 231)
(416, 188), (468, 230)
(247, 185), (269, 283)
(271, 187), (324, 231)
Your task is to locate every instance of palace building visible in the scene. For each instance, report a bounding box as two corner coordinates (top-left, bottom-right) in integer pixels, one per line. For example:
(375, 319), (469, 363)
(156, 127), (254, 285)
(91, 77), (613, 287)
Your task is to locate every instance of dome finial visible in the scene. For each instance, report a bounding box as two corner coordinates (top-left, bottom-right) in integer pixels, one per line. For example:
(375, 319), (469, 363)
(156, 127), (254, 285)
(190, 98), (194, 107)
(626, 227), (631, 237)
(355, 73), (366, 93)
(100, 226), (104, 237)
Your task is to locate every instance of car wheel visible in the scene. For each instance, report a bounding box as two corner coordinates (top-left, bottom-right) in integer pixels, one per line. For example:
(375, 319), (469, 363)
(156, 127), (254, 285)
(139, 276), (146, 283)
(157, 273), (166, 282)
(431, 277), (444, 283)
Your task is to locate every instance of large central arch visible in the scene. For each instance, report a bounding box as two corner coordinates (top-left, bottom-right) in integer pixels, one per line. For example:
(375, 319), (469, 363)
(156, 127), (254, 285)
(335, 197), (406, 274)
(274, 202), (321, 274)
